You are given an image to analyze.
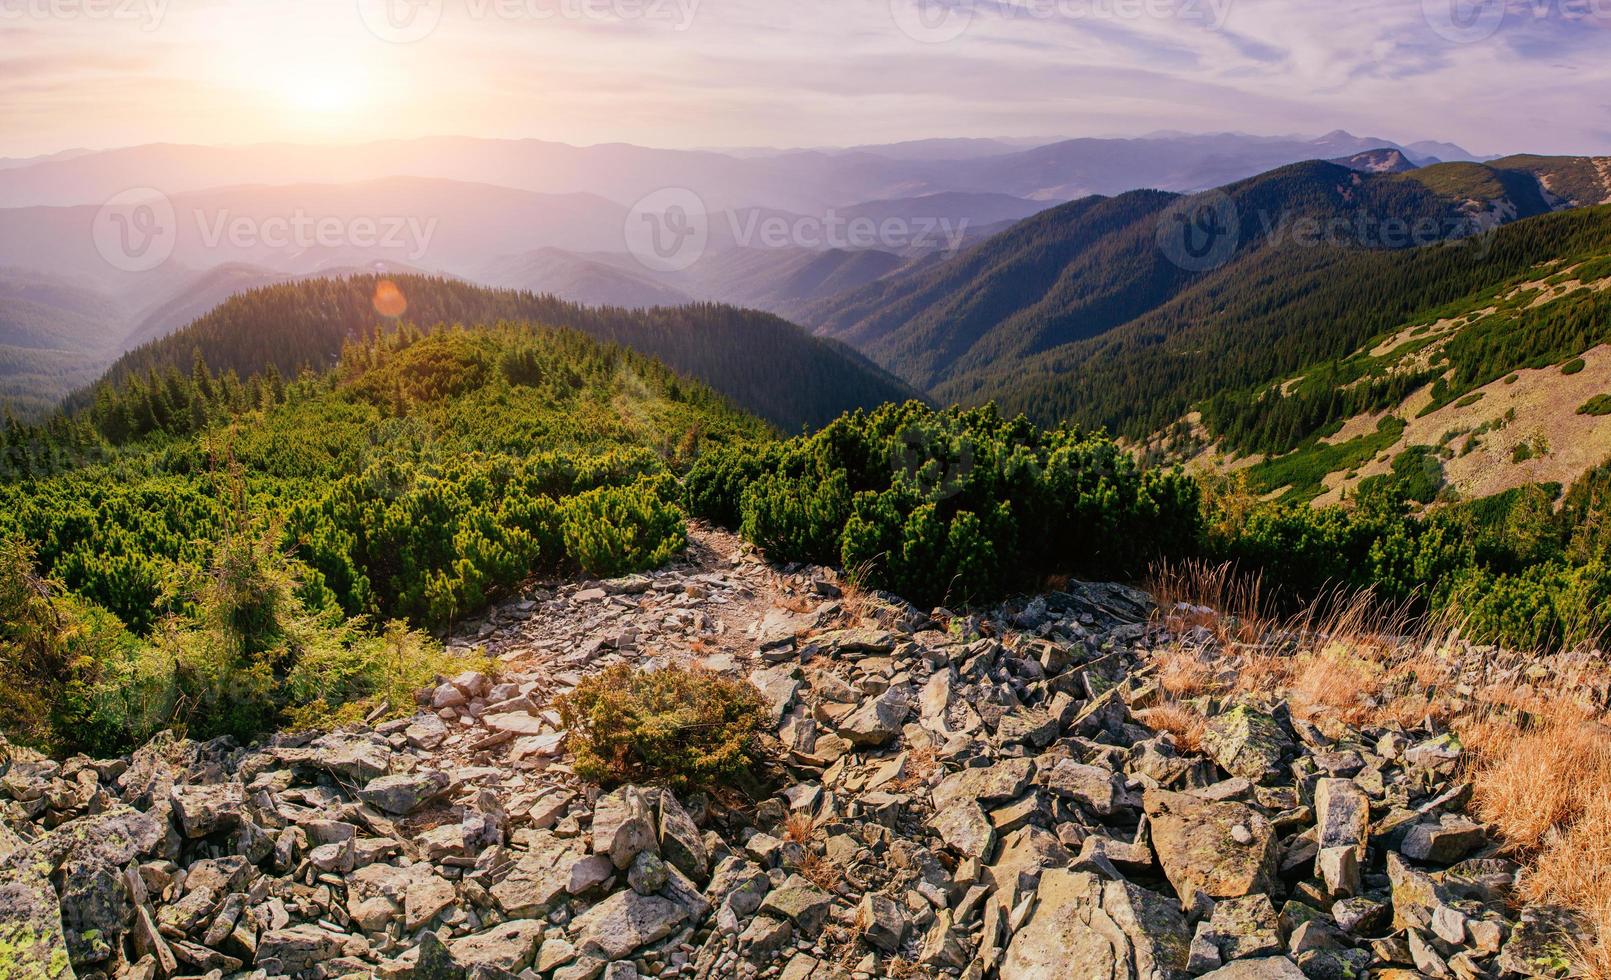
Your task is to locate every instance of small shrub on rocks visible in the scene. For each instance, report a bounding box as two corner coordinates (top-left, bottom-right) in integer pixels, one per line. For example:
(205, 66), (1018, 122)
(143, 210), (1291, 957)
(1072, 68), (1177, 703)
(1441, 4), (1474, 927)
(556, 663), (767, 790)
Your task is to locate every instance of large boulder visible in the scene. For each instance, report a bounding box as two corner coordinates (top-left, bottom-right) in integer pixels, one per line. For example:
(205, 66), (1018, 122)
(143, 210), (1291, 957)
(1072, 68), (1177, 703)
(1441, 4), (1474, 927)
(932, 758), (1035, 811)
(492, 831), (588, 917)
(257, 924), (367, 975)
(170, 783), (244, 838)
(1143, 789), (1277, 904)
(655, 791), (708, 881)
(1197, 958), (1307, 980)
(593, 786), (659, 871)
(837, 693), (909, 748)
(359, 770), (451, 815)
(1202, 706), (1291, 783)
(449, 920), (547, 972)
(569, 890), (689, 961)
(1001, 868), (1190, 980)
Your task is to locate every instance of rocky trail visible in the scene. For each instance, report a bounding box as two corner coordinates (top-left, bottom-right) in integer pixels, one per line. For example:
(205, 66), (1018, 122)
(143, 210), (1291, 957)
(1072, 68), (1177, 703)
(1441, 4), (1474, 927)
(0, 525), (1589, 980)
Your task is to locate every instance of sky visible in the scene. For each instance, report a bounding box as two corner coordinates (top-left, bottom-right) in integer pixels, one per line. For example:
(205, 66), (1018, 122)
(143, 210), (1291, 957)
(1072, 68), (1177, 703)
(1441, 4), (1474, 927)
(1, 0), (1609, 158)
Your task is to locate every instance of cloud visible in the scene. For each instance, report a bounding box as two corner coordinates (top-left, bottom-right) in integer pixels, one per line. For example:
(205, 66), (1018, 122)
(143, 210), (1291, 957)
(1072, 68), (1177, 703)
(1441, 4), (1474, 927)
(0, 0), (1608, 155)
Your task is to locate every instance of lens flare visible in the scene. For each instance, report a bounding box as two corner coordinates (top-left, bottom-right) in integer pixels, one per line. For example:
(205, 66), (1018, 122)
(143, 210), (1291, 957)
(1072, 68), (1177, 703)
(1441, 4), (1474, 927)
(372, 279), (407, 318)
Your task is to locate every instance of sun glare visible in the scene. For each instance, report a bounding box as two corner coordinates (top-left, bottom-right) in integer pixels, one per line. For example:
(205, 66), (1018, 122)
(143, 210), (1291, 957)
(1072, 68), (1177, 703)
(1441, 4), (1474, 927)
(278, 68), (371, 116)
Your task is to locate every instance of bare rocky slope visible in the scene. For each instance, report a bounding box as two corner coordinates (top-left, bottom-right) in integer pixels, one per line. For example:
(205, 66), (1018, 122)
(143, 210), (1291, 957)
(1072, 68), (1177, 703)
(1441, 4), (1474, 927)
(0, 526), (1590, 980)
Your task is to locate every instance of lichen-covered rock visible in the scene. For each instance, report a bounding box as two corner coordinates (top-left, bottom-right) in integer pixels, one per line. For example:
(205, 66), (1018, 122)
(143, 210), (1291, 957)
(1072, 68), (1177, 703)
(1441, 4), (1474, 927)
(0, 855), (73, 979)
(1144, 789), (1277, 904)
(759, 874), (833, 937)
(1001, 868), (1189, 980)
(1202, 706), (1292, 783)
(1497, 906), (1585, 980)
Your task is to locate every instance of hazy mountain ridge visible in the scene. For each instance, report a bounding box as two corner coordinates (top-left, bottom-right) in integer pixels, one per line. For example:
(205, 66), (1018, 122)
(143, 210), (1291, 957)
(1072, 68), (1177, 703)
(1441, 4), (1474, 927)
(802, 157), (1572, 393)
(0, 131), (1478, 211)
(95, 274), (921, 432)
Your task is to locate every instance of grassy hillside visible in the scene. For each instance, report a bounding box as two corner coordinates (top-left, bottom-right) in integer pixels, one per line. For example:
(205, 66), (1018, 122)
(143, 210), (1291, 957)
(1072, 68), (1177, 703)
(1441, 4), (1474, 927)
(98, 274), (919, 432)
(953, 203), (1611, 443)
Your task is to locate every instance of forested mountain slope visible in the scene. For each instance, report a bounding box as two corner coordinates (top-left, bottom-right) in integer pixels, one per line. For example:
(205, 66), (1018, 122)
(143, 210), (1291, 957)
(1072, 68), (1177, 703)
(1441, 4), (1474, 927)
(96, 274), (920, 432)
(803, 159), (1575, 392)
(962, 203), (1611, 442)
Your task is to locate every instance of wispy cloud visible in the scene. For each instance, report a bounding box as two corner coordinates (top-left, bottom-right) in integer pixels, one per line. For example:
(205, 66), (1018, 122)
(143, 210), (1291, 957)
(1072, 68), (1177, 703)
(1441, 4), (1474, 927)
(0, 0), (1606, 155)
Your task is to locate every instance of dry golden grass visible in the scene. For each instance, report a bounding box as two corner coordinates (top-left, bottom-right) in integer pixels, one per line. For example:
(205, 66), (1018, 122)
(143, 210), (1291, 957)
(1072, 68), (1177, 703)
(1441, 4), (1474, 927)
(778, 595), (818, 614)
(1155, 648), (1215, 700)
(1136, 702), (1208, 755)
(840, 558), (883, 626)
(1147, 558), (1611, 977)
(891, 740), (939, 794)
(798, 849), (840, 892)
(784, 810), (816, 845)
(1148, 558), (1274, 646)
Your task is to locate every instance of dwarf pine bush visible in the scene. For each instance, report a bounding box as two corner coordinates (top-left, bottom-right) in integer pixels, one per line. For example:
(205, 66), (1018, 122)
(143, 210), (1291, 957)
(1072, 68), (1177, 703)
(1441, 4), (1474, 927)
(556, 663), (767, 790)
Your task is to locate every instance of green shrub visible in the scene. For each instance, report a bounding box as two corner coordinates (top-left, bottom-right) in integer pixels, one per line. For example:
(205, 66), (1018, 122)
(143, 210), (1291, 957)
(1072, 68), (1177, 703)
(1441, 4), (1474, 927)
(1577, 395), (1611, 417)
(284, 621), (488, 731)
(556, 663), (767, 790)
(0, 536), (154, 753)
(691, 402), (1202, 608)
(740, 470), (852, 567)
(1388, 445), (1445, 504)
(561, 481), (687, 578)
(1562, 358), (1587, 375)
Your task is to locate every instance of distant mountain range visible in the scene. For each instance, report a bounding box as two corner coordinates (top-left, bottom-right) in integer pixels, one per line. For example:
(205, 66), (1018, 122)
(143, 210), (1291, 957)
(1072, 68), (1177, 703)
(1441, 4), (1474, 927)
(7, 129), (1597, 428)
(0, 131), (1479, 211)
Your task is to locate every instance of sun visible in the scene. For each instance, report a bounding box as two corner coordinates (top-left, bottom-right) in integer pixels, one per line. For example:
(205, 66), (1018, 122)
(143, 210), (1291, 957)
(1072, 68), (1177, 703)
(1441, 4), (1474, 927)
(277, 67), (371, 116)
